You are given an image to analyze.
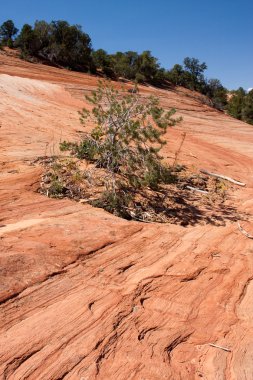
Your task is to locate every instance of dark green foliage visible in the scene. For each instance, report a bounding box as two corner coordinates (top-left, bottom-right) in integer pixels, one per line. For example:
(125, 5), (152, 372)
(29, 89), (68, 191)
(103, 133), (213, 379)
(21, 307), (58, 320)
(134, 72), (146, 83)
(46, 163), (67, 197)
(168, 58), (207, 91)
(92, 49), (164, 85)
(205, 79), (228, 110)
(60, 81), (182, 215)
(0, 20), (18, 44)
(242, 90), (253, 125)
(182, 57), (207, 91)
(227, 87), (246, 120)
(15, 24), (37, 56)
(137, 50), (160, 82)
(141, 158), (177, 190)
(7, 38), (13, 48)
(15, 20), (93, 71)
(76, 81), (180, 186)
(60, 139), (98, 160)
(183, 57), (207, 82)
(92, 49), (114, 77)
(92, 49), (109, 69)
(0, 18), (238, 115)
(110, 51), (139, 80)
(167, 64), (185, 86)
(47, 21), (92, 70)
(226, 88), (253, 124)
(33, 20), (51, 51)
(92, 190), (132, 219)
(167, 58), (229, 110)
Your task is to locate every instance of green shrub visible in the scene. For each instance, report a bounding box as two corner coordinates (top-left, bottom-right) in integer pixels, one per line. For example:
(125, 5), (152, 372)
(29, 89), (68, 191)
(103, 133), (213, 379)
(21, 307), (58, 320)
(7, 38), (13, 48)
(15, 20), (93, 71)
(60, 139), (98, 160)
(47, 174), (66, 197)
(135, 72), (146, 83)
(227, 87), (246, 120)
(92, 190), (132, 219)
(60, 80), (182, 215)
(242, 89), (253, 125)
(0, 20), (18, 45)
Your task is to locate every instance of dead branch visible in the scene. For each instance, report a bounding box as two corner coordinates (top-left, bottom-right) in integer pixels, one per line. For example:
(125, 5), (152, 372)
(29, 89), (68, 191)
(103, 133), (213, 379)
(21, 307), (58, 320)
(186, 186), (208, 194)
(209, 343), (231, 352)
(133, 217), (155, 224)
(187, 152), (198, 159)
(173, 132), (186, 167)
(238, 222), (253, 239)
(200, 169), (246, 187)
(79, 198), (99, 203)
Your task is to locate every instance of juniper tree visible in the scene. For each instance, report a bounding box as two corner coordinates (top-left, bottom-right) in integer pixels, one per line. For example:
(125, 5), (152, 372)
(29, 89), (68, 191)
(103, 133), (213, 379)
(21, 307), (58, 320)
(0, 20), (18, 45)
(242, 90), (253, 125)
(227, 87), (246, 120)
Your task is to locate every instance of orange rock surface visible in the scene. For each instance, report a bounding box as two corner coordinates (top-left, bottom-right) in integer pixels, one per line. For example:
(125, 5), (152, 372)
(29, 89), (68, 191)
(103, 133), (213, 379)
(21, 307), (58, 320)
(1, 49), (253, 379)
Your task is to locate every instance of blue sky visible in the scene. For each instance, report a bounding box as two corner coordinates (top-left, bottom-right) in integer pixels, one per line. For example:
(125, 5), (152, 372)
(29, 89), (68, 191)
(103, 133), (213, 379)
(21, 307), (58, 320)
(1, 0), (252, 90)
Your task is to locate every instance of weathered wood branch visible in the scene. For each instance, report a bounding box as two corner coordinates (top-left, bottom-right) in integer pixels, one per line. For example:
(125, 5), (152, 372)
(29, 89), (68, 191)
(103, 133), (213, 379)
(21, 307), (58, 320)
(238, 222), (253, 239)
(209, 343), (231, 352)
(200, 169), (246, 187)
(186, 186), (208, 194)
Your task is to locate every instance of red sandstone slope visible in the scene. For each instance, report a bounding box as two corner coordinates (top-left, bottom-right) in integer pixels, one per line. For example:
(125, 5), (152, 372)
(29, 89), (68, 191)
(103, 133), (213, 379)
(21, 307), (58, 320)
(1, 49), (253, 380)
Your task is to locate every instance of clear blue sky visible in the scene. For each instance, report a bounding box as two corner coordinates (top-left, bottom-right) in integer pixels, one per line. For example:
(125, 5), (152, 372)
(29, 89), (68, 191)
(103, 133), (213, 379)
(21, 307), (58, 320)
(1, 0), (252, 90)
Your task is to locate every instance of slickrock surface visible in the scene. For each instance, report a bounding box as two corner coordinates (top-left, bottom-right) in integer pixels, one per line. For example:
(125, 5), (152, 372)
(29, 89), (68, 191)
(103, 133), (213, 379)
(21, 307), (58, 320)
(1, 50), (253, 379)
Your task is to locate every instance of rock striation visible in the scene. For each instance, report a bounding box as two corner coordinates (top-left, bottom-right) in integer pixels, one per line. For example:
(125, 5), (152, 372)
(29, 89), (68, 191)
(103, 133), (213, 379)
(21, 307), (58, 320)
(1, 50), (253, 379)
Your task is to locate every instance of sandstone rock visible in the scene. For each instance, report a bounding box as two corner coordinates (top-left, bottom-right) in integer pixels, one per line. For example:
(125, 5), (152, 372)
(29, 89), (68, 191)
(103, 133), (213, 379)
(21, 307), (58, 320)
(1, 51), (253, 379)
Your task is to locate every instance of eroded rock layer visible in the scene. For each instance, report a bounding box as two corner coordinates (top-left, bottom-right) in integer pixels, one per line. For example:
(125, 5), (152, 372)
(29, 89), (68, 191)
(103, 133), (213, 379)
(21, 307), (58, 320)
(1, 50), (253, 379)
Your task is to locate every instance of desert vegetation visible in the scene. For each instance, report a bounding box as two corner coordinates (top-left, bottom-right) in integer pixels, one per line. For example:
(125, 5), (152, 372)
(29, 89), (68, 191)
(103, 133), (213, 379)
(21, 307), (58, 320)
(227, 87), (253, 125)
(38, 81), (233, 223)
(1, 18), (252, 123)
(0, 19), (18, 48)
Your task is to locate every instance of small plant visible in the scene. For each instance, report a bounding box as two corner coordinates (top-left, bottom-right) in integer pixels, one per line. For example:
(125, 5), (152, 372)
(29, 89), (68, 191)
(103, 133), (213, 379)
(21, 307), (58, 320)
(209, 178), (228, 202)
(92, 190), (132, 219)
(58, 80), (183, 217)
(48, 175), (65, 197)
(61, 80), (181, 193)
(7, 38), (13, 48)
(40, 158), (87, 199)
(39, 81), (232, 223)
(45, 161), (66, 198)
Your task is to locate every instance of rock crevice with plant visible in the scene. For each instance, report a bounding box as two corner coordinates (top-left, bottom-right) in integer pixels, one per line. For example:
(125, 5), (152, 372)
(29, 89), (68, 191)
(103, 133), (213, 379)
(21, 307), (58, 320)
(39, 81), (231, 223)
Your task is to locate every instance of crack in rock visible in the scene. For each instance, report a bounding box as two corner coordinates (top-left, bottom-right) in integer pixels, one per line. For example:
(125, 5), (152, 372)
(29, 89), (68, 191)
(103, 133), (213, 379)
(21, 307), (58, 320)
(164, 332), (193, 363)
(180, 267), (207, 282)
(3, 347), (42, 380)
(138, 326), (158, 341)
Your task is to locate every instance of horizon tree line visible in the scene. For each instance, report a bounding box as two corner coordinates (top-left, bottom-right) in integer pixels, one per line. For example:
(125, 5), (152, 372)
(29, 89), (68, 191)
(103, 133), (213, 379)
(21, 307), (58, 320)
(0, 19), (252, 124)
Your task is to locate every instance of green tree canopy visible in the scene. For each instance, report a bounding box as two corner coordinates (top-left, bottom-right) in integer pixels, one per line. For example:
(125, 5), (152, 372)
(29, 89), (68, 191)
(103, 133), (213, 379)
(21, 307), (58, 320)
(205, 79), (227, 110)
(183, 57), (207, 91)
(0, 20), (18, 44)
(137, 50), (160, 82)
(15, 24), (37, 55)
(15, 20), (93, 71)
(183, 57), (207, 79)
(109, 51), (139, 80)
(0, 18), (236, 116)
(47, 21), (92, 70)
(227, 87), (246, 120)
(242, 90), (253, 125)
(167, 64), (185, 86)
(92, 49), (115, 77)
